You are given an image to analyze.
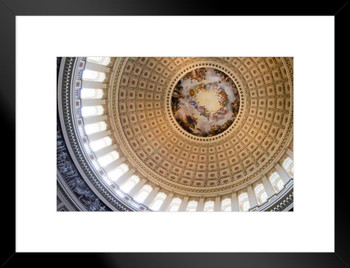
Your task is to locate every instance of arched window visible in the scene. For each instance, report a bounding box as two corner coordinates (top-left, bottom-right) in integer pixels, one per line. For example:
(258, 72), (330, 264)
(149, 192), (167, 211)
(238, 192), (250, 212)
(81, 105), (104, 117)
(82, 69), (106, 82)
(97, 150), (119, 167)
(221, 198), (231, 212)
(84, 121), (107, 135)
(87, 57), (111, 66)
(107, 163), (129, 181)
(120, 175), (140, 193)
(203, 200), (215, 212)
(134, 184), (153, 203)
(269, 172), (284, 193)
(89, 136), (112, 152)
(186, 200), (198, 212)
(80, 88), (104, 99)
(167, 197), (182, 212)
(254, 183), (268, 205)
(283, 157), (294, 176)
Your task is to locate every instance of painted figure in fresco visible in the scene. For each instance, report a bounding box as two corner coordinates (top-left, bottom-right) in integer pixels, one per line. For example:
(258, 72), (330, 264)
(176, 115), (198, 134)
(183, 68), (207, 82)
(231, 99), (240, 117)
(218, 90), (228, 105)
(172, 82), (185, 113)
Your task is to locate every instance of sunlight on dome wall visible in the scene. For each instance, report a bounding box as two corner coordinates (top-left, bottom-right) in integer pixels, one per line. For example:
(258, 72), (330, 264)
(203, 200), (215, 212)
(283, 157), (294, 176)
(81, 105), (104, 117)
(120, 175), (140, 193)
(97, 151), (120, 167)
(186, 200), (198, 212)
(89, 136), (112, 152)
(254, 184), (268, 205)
(84, 121), (107, 135)
(167, 197), (182, 212)
(269, 172), (284, 193)
(149, 192), (167, 211)
(108, 163), (129, 181)
(134, 184), (153, 203)
(80, 88), (104, 99)
(221, 198), (231, 212)
(238, 192), (250, 212)
(82, 69), (106, 82)
(87, 57), (111, 66)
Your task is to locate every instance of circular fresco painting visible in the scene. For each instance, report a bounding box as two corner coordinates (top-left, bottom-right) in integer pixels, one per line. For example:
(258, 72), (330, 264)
(171, 67), (240, 137)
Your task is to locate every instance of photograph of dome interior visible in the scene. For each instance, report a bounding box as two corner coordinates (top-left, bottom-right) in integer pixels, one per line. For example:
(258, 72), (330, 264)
(57, 57), (293, 212)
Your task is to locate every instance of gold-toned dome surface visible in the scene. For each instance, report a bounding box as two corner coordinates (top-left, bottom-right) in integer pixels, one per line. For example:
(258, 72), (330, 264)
(171, 67), (240, 137)
(109, 57), (293, 197)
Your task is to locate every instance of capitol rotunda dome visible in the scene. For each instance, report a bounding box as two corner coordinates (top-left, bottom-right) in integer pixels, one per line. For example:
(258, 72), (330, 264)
(57, 57), (294, 212)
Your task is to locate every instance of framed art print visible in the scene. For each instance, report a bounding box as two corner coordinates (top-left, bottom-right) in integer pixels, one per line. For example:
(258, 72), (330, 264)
(1, 0), (345, 267)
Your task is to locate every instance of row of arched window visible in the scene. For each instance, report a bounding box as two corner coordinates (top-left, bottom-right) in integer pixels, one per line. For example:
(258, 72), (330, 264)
(108, 156), (294, 211)
(77, 57), (294, 212)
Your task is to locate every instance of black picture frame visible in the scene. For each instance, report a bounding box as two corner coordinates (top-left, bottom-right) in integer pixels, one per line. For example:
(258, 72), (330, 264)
(1, 0), (345, 267)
